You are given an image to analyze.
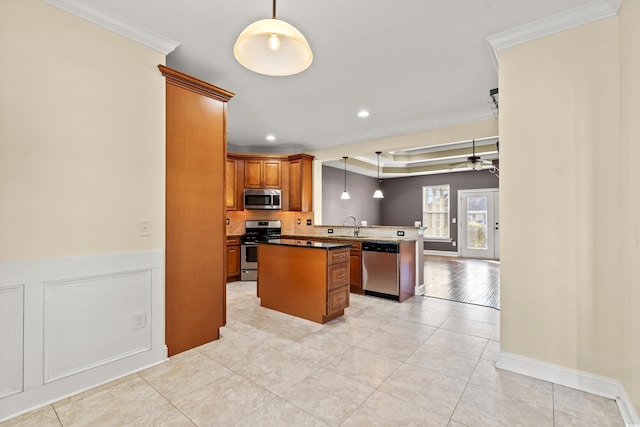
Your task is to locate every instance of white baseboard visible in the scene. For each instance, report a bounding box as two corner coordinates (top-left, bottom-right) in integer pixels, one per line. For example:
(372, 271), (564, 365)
(424, 250), (459, 257)
(497, 351), (639, 426)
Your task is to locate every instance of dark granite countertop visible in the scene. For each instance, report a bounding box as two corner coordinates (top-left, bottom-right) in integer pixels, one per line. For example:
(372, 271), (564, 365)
(260, 239), (351, 250)
(281, 234), (416, 243)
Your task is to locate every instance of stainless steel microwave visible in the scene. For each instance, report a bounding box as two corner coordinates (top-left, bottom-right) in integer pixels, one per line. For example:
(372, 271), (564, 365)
(243, 188), (281, 210)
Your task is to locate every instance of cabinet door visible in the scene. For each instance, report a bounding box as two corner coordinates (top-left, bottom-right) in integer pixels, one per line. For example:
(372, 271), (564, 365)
(349, 251), (362, 291)
(225, 158), (237, 210)
(288, 155), (312, 212)
(262, 160), (281, 188)
(289, 159), (302, 211)
(227, 245), (240, 278)
(244, 160), (263, 188)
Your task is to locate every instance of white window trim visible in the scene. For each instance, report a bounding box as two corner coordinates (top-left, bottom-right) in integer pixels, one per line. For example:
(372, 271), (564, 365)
(422, 184), (450, 240)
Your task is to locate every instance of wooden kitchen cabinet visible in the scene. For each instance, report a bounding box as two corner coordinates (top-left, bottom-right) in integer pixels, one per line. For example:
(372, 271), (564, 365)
(226, 236), (241, 282)
(245, 159), (281, 188)
(258, 241), (350, 323)
(346, 241), (364, 294)
(288, 153), (314, 212)
(225, 158), (238, 210)
(225, 156), (244, 210)
(160, 65), (234, 357)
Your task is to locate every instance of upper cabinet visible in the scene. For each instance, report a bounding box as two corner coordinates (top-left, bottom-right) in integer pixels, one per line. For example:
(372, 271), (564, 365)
(226, 153), (313, 212)
(288, 153), (314, 212)
(245, 159), (281, 189)
(225, 155), (244, 211)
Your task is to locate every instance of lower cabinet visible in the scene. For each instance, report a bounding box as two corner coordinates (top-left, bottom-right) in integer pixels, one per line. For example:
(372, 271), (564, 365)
(346, 241), (363, 294)
(258, 243), (350, 323)
(226, 236), (240, 282)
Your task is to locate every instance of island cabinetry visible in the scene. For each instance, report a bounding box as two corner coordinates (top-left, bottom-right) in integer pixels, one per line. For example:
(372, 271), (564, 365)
(288, 153), (314, 212)
(226, 236), (241, 282)
(245, 158), (281, 188)
(258, 241), (350, 323)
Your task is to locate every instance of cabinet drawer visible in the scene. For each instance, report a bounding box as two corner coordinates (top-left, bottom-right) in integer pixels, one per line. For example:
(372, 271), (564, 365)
(328, 263), (349, 289)
(329, 248), (349, 265)
(328, 286), (349, 314)
(226, 236), (241, 246)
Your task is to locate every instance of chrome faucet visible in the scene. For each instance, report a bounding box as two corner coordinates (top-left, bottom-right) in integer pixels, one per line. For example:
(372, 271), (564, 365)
(343, 215), (359, 237)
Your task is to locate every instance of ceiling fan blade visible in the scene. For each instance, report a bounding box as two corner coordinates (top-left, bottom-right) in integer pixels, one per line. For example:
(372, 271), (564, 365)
(448, 162), (467, 172)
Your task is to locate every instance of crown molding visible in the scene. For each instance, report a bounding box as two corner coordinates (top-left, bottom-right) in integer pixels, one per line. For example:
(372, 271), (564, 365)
(486, 0), (622, 67)
(43, 0), (180, 55)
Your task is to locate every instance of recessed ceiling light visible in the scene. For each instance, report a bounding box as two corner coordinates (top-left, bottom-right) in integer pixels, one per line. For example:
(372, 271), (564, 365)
(357, 110), (370, 118)
(266, 135), (276, 142)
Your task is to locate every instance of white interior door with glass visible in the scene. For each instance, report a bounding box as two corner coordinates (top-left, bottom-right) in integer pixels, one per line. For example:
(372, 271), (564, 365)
(458, 189), (499, 259)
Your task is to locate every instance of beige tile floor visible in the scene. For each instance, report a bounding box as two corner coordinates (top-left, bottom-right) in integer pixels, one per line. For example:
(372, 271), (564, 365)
(3, 281), (624, 427)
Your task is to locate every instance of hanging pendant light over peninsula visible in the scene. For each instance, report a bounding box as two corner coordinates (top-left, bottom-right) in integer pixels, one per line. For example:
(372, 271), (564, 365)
(234, 0), (313, 76)
(341, 156), (351, 200)
(373, 151), (384, 199)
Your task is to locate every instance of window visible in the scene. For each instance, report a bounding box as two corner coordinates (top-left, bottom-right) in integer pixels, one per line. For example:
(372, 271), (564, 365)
(423, 185), (450, 239)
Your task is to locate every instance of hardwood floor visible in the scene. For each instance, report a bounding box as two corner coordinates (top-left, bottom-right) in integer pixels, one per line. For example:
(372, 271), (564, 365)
(424, 255), (500, 309)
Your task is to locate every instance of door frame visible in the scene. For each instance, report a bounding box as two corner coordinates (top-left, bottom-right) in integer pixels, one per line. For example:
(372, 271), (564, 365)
(457, 188), (500, 260)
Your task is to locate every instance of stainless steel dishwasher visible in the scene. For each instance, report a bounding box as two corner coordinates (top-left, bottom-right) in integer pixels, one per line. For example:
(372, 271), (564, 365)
(362, 241), (400, 300)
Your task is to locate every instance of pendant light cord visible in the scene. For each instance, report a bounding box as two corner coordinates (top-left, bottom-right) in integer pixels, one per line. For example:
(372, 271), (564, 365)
(343, 156), (348, 190)
(272, 0), (276, 19)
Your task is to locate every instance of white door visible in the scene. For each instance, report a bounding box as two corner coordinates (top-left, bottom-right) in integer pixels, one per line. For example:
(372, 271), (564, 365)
(459, 189), (500, 259)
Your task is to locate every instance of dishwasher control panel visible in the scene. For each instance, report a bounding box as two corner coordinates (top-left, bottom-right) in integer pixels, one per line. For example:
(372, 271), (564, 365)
(362, 241), (399, 253)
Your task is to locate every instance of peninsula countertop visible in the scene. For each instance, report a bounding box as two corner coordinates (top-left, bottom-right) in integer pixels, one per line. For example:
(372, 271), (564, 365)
(280, 234), (416, 243)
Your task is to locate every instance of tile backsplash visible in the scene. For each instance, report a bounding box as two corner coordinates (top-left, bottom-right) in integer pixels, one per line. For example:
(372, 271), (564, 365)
(226, 210), (314, 236)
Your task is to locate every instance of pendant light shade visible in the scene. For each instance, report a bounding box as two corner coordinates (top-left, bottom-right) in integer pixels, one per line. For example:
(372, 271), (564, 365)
(373, 151), (384, 199)
(341, 156), (351, 200)
(234, 0), (313, 76)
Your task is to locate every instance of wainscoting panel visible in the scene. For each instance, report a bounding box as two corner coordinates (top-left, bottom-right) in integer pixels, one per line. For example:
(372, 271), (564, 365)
(0, 285), (24, 399)
(0, 251), (166, 423)
(44, 271), (152, 382)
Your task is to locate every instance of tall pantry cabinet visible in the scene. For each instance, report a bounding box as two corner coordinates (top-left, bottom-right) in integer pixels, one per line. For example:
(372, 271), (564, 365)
(159, 65), (234, 356)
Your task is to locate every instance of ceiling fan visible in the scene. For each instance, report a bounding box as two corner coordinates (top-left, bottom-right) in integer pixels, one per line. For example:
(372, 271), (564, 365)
(449, 139), (500, 177)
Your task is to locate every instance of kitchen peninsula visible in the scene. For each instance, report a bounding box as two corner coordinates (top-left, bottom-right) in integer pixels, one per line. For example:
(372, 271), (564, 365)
(257, 239), (351, 323)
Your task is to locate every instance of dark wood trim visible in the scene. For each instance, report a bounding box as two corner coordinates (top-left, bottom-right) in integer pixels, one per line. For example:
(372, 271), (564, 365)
(158, 64), (235, 102)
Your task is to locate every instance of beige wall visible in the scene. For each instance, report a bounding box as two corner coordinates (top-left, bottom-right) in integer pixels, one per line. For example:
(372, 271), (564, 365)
(500, 4), (639, 412)
(619, 0), (640, 410)
(0, 0), (166, 261)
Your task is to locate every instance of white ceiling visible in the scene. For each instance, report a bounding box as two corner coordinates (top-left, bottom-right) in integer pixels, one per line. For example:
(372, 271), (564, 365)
(47, 0), (617, 175)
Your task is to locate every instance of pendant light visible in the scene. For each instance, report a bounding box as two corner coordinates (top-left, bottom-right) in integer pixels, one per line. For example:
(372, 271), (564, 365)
(233, 0), (313, 76)
(373, 151), (384, 199)
(340, 156), (351, 200)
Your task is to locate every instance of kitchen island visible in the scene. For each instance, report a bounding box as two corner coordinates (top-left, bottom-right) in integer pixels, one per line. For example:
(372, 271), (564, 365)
(257, 239), (351, 323)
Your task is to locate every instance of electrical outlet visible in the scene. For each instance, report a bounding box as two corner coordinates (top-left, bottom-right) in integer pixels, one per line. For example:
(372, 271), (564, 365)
(297, 218), (301, 224)
(452, 241), (457, 247)
(397, 230), (405, 237)
(133, 312), (146, 329)
(138, 220), (151, 237)
(226, 218), (230, 225)
(328, 228), (334, 234)
(306, 219), (312, 226)
(452, 218), (457, 224)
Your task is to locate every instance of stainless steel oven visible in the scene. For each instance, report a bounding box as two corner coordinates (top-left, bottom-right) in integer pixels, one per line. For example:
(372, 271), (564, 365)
(241, 220), (281, 281)
(240, 243), (259, 280)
